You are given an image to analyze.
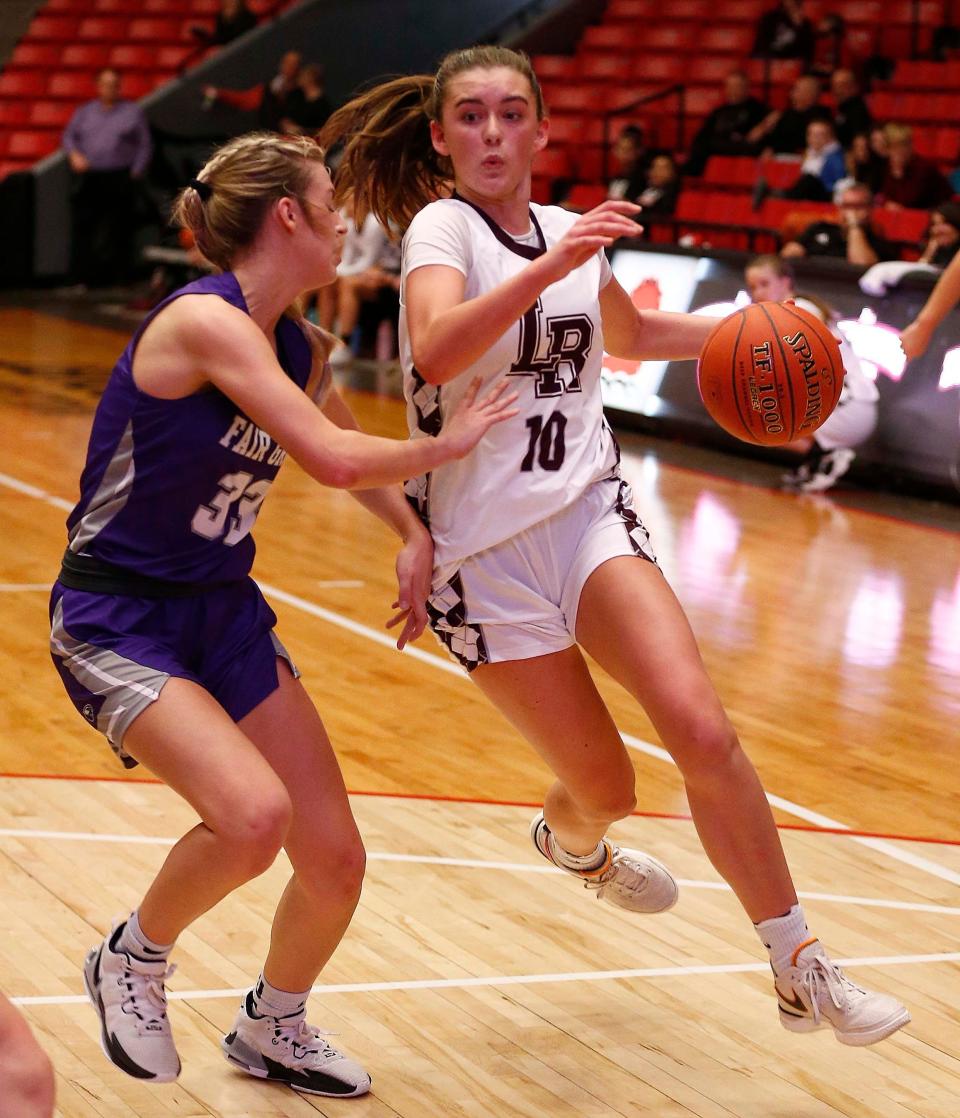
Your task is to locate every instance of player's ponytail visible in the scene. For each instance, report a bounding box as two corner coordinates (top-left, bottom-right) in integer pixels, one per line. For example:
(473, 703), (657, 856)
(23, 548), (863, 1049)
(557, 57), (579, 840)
(321, 45), (545, 234)
(319, 75), (441, 235)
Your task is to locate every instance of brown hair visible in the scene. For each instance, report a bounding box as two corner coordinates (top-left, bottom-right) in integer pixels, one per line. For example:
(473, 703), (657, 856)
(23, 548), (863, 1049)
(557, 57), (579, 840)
(319, 45), (545, 232)
(171, 131), (326, 271)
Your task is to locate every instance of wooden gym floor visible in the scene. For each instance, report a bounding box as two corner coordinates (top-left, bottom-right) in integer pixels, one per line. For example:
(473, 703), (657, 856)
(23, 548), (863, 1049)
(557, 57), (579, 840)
(1, 302), (959, 1117)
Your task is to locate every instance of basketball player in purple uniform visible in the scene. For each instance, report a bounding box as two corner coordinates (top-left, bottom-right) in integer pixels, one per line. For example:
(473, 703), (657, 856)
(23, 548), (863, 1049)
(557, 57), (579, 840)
(49, 131), (516, 1096)
(321, 46), (909, 1046)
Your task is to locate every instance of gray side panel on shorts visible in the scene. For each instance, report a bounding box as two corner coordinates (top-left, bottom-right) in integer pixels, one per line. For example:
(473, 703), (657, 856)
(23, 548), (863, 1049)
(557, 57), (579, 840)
(50, 598), (168, 756)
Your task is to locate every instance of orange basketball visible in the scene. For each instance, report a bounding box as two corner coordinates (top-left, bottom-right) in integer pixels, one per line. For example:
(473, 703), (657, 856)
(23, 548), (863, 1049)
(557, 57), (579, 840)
(696, 301), (844, 446)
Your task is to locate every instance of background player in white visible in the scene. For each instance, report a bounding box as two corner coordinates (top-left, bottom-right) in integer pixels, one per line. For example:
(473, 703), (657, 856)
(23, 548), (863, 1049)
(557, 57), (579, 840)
(322, 45), (909, 1046)
(745, 254), (880, 492)
(52, 132), (516, 1096)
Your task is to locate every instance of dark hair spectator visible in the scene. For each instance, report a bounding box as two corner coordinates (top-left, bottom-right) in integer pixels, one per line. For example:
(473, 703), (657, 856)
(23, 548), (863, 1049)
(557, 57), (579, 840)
(777, 118), (847, 201)
(752, 1), (815, 67)
(747, 74), (830, 156)
(636, 153), (680, 215)
(917, 202), (960, 267)
(606, 125), (650, 201)
(848, 127), (887, 193)
(202, 51), (302, 132)
(830, 69), (872, 149)
(877, 123), (954, 210)
(683, 71), (768, 176)
(191, 0), (257, 47)
(280, 64), (332, 136)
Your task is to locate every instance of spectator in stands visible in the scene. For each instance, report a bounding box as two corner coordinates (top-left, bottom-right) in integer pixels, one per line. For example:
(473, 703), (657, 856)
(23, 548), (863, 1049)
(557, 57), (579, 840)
(203, 50), (302, 131)
(745, 253), (879, 493)
(316, 196), (401, 367)
(751, 1), (815, 67)
(280, 63), (332, 136)
(780, 182), (895, 265)
(779, 118), (847, 201)
(747, 74), (829, 156)
(606, 124), (651, 202)
(683, 70), (768, 176)
(830, 69), (871, 149)
(636, 154), (680, 216)
(917, 201), (960, 267)
(848, 127), (887, 193)
(62, 68), (152, 288)
(191, 0), (257, 47)
(876, 123), (953, 211)
(810, 12), (846, 77)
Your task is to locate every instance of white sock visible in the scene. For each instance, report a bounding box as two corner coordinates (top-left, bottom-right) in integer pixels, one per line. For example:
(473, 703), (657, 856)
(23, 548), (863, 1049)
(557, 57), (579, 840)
(546, 831), (609, 873)
(755, 904), (812, 975)
(251, 974), (308, 1020)
(117, 910), (174, 961)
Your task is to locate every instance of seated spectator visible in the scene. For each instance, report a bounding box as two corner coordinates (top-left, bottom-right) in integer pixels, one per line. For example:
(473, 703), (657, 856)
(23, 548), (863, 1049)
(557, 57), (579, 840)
(778, 118), (847, 201)
(192, 0), (257, 46)
(636, 154), (680, 215)
(683, 70), (768, 176)
(747, 74), (829, 156)
(203, 50), (301, 131)
(62, 68), (152, 288)
(917, 202), (960, 267)
(876, 123), (953, 210)
(280, 63), (332, 135)
(830, 69), (871, 149)
(848, 127), (887, 193)
(810, 13), (846, 77)
(752, 1), (815, 66)
(745, 253), (879, 493)
(316, 196), (401, 367)
(780, 182), (896, 265)
(606, 125), (651, 201)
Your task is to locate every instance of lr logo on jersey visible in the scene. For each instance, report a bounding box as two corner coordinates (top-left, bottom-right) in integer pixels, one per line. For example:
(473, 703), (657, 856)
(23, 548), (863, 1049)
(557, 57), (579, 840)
(509, 299), (593, 398)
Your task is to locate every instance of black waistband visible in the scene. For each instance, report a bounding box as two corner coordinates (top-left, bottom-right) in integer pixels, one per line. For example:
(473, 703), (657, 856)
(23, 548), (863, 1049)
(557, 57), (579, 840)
(58, 549), (240, 599)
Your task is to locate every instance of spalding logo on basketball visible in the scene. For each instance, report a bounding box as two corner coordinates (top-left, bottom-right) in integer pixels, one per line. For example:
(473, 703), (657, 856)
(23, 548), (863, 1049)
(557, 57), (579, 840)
(696, 301), (844, 446)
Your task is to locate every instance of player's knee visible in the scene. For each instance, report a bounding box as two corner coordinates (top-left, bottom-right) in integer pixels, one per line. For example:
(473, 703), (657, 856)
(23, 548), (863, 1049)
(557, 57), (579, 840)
(228, 791), (292, 876)
(297, 837), (366, 907)
(1, 1045), (55, 1117)
(670, 713), (740, 777)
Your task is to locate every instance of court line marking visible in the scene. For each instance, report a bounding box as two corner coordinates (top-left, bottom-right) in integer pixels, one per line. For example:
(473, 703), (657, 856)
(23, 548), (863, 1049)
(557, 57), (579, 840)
(315, 580), (365, 589)
(0, 583), (52, 591)
(12, 951), (960, 1007)
(2, 470), (957, 888)
(257, 581), (960, 891)
(0, 827), (956, 917)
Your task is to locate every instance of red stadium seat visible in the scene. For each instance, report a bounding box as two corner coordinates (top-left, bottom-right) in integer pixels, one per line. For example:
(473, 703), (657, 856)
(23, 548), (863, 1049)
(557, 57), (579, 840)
(48, 73), (97, 99)
(77, 17), (130, 41)
(533, 148), (572, 180)
(577, 54), (633, 83)
(0, 101), (31, 126)
(29, 102), (75, 127)
(565, 184), (608, 212)
(109, 44), (158, 69)
(875, 207), (931, 245)
(27, 16), (82, 40)
(0, 71), (47, 97)
(128, 17), (183, 40)
(8, 131), (59, 161)
(531, 55), (580, 82)
(605, 0), (658, 16)
(8, 43), (65, 68)
(703, 156), (758, 189)
(61, 44), (113, 68)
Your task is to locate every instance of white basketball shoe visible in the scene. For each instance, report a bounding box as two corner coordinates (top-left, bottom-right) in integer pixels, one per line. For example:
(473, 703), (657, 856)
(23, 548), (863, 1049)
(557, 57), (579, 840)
(530, 812), (678, 913)
(82, 921), (180, 1082)
(222, 990), (371, 1097)
(775, 939), (910, 1045)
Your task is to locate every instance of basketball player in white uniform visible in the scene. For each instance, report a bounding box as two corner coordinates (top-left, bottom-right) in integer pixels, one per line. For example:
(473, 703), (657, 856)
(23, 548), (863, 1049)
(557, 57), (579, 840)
(745, 255), (879, 492)
(322, 45), (909, 1046)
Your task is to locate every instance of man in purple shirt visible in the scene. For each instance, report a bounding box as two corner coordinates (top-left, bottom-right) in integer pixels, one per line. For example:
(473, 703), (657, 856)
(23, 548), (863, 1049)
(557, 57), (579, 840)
(62, 68), (152, 287)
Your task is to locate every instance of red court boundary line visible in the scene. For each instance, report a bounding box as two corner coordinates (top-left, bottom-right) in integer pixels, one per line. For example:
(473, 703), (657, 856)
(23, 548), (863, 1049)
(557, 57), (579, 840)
(2, 771), (958, 848)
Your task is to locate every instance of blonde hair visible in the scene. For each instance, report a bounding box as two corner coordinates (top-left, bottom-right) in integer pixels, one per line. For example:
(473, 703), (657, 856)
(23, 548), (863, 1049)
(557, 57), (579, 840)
(171, 132), (326, 271)
(319, 45), (545, 232)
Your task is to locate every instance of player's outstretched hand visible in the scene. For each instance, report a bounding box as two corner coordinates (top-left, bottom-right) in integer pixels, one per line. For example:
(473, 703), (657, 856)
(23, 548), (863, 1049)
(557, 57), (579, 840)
(543, 200), (642, 281)
(440, 377), (519, 459)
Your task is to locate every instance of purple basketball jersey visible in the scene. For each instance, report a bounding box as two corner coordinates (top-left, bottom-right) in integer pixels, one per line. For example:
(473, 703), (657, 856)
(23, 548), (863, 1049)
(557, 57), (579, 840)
(65, 273), (312, 584)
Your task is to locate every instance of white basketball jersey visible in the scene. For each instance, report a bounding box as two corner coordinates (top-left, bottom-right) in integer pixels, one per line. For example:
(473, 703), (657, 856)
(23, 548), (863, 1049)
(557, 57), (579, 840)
(400, 196), (619, 573)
